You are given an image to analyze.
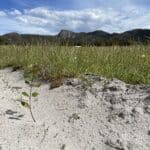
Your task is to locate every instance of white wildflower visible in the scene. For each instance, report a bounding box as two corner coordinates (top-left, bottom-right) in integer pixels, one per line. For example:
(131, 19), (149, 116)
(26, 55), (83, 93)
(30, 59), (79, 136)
(141, 54), (145, 58)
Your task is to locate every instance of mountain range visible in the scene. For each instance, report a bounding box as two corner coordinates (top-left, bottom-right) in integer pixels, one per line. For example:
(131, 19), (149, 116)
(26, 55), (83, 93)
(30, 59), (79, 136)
(0, 29), (150, 46)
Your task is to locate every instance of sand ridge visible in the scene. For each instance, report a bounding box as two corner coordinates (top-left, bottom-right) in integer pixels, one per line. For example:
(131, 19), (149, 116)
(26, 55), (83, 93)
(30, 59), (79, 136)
(0, 68), (150, 150)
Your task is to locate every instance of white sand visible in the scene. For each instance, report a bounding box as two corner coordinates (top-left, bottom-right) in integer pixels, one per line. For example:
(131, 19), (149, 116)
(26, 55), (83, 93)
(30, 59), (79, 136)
(0, 68), (150, 150)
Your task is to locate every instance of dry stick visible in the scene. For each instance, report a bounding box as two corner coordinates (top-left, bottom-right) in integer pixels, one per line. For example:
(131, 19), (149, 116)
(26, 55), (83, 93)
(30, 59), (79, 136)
(29, 76), (36, 122)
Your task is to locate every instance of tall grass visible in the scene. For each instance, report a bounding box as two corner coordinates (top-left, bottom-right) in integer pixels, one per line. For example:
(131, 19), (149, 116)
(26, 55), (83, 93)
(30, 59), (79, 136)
(0, 45), (150, 84)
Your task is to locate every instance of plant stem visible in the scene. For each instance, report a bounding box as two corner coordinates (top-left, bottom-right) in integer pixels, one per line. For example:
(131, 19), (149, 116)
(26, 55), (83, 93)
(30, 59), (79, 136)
(29, 77), (36, 122)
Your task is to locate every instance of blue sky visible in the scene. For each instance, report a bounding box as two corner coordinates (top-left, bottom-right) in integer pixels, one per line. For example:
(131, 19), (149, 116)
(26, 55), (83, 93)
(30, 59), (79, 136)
(0, 0), (150, 35)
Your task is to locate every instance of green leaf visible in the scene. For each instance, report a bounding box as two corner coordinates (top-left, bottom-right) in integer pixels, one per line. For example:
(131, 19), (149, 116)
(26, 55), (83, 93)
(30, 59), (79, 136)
(25, 80), (30, 84)
(21, 101), (30, 108)
(32, 82), (41, 87)
(32, 92), (39, 97)
(22, 92), (29, 97)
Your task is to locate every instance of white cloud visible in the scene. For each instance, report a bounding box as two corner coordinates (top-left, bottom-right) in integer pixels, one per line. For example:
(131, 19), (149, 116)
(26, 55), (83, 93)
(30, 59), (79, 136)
(15, 7), (150, 34)
(0, 15), (51, 35)
(10, 9), (22, 16)
(0, 11), (6, 17)
(0, 6), (150, 35)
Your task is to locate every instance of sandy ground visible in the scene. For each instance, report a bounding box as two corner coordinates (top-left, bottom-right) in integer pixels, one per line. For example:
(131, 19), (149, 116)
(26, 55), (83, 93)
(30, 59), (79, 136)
(0, 68), (150, 150)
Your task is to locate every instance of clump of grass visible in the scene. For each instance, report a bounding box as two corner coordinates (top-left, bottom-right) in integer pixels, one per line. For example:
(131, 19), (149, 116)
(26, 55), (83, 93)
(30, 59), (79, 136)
(0, 44), (150, 84)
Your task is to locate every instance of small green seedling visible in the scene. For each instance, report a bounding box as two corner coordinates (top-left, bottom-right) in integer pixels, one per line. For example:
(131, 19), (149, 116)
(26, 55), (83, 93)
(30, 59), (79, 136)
(21, 64), (41, 122)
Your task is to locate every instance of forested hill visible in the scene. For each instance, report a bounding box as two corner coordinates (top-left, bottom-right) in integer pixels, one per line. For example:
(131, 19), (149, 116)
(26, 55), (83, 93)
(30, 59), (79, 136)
(0, 29), (150, 46)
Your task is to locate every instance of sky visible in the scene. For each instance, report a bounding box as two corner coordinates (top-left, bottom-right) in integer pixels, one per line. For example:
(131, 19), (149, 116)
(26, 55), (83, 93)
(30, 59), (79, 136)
(0, 0), (150, 35)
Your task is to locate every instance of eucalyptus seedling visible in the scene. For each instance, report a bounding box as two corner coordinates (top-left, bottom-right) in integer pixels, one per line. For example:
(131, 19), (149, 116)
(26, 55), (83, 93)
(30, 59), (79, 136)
(21, 64), (41, 122)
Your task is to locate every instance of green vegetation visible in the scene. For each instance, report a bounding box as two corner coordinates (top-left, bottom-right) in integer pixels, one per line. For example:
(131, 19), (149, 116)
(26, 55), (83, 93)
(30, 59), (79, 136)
(21, 64), (40, 122)
(0, 45), (150, 84)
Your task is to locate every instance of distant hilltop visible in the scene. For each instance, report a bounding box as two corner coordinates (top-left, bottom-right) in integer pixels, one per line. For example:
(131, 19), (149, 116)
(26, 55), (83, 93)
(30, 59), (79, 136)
(0, 29), (150, 46)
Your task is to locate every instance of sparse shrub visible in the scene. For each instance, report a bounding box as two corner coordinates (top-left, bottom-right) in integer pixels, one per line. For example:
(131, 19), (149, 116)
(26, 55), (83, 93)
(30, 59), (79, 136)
(21, 64), (41, 122)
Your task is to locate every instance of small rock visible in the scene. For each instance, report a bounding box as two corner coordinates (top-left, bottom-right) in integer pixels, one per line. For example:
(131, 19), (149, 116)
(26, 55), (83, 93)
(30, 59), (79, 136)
(118, 112), (125, 119)
(143, 95), (150, 105)
(68, 113), (80, 123)
(144, 106), (150, 114)
(64, 78), (81, 86)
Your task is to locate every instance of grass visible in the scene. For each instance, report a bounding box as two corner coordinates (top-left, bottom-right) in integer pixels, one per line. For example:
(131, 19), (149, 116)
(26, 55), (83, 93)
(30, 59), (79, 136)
(0, 44), (150, 84)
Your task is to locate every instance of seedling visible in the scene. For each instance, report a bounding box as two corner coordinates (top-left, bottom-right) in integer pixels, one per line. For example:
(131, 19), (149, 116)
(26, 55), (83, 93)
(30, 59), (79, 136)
(21, 64), (40, 122)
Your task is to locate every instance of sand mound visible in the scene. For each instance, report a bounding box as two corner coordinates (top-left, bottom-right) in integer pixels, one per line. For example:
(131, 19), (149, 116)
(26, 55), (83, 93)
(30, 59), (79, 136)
(0, 68), (150, 150)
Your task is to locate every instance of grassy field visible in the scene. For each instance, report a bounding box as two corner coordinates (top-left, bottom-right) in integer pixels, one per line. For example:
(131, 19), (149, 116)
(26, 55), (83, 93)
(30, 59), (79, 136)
(0, 45), (150, 84)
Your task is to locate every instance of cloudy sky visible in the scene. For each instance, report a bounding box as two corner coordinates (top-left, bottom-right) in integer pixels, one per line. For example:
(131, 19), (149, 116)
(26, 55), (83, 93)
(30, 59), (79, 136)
(0, 0), (150, 35)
